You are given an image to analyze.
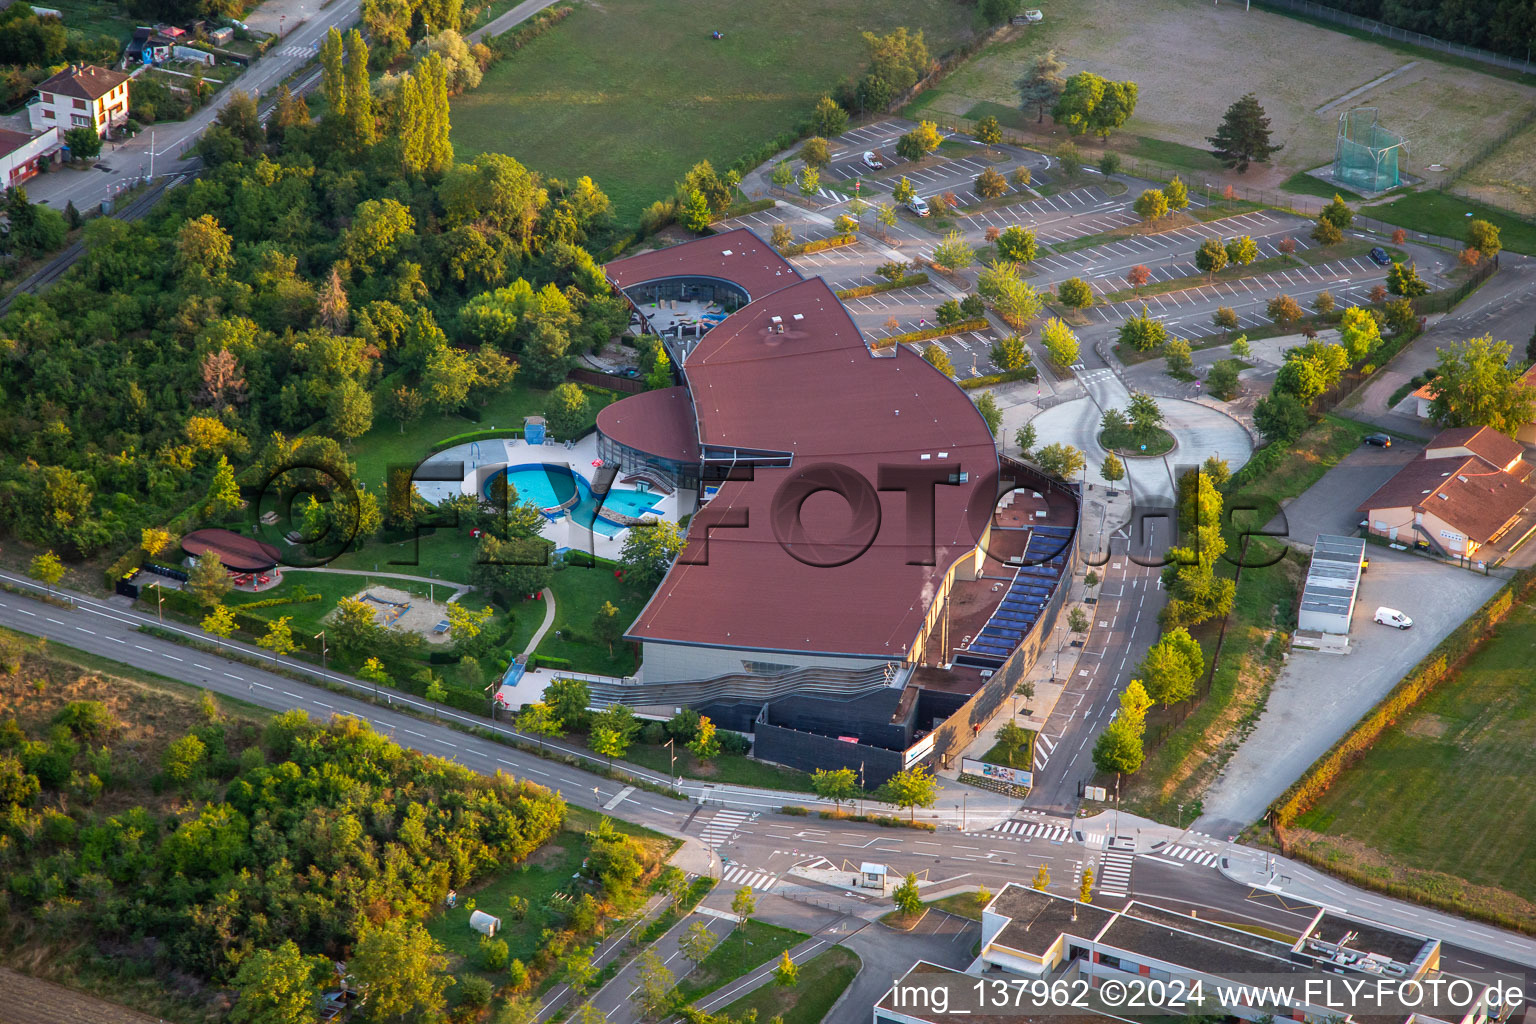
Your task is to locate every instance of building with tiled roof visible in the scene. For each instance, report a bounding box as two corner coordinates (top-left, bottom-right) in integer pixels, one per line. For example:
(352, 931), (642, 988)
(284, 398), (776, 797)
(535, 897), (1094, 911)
(29, 64), (130, 139)
(1357, 426), (1536, 558)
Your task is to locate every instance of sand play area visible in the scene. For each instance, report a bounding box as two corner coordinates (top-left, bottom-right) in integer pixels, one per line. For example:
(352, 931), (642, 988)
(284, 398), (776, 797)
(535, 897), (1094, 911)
(342, 586), (456, 645)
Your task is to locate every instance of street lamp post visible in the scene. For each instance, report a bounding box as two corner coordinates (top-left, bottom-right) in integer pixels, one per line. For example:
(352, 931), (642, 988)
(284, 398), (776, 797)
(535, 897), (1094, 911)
(314, 630), (327, 671)
(152, 582), (164, 623)
(666, 737), (676, 781)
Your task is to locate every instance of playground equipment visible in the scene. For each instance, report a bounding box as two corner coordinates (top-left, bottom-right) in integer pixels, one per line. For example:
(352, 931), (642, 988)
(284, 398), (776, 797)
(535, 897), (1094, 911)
(361, 591), (410, 626)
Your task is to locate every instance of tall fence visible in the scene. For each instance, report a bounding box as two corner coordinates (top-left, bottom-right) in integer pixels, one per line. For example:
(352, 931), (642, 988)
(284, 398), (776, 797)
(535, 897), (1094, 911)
(1253, 0), (1535, 75)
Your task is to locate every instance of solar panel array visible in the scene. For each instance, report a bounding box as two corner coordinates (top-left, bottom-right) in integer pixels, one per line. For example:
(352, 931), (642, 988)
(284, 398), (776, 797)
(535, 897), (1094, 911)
(958, 525), (1073, 667)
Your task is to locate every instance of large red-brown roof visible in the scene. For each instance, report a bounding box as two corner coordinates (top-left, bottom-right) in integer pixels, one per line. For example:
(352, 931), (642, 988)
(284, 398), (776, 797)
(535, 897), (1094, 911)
(605, 227), (802, 300)
(596, 386), (699, 462)
(37, 65), (129, 102)
(607, 243), (1000, 658)
(1423, 424), (1527, 475)
(182, 529), (282, 572)
(1357, 451), (1535, 545)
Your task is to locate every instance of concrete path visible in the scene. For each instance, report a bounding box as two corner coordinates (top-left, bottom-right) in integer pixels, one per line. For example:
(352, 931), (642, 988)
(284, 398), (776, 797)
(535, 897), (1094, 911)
(467, 0), (559, 44)
(521, 587), (557, 656)
(534, 893), (669, 1024)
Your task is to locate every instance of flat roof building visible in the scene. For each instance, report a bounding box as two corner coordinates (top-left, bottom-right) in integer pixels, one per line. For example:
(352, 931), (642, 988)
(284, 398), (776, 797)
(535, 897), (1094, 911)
(1297, 534), (1366, 636)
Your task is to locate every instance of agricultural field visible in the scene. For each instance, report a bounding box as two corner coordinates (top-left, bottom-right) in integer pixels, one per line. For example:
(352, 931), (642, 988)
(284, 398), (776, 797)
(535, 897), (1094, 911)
(451, 0), (978, 222)
(1289, 593), (1536, 919)
(906, 0), (1536, 192)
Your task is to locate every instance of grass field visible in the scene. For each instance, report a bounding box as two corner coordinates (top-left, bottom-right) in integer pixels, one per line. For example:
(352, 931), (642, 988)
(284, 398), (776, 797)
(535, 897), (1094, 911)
(450, 0), (977, 223)
(1461, 118), (1536, 219)
(675, 919), (808, 1001)
(1291, 594), (1536, 911)
(905, 0), (1536, 191)
(718, 946), (860, 1024)
(1363, 189), (1536, 255)
(534, 563), (646, 675)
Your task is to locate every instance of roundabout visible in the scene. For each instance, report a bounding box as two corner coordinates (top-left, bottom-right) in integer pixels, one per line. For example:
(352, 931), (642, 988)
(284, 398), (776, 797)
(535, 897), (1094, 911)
(1098, 425), (1178, 459)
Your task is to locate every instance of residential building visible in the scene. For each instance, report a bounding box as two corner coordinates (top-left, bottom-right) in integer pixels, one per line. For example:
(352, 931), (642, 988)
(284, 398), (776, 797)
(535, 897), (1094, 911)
(1357, 426), (1536, 559)
(0, 127), (63, 187)
(29, 64), (131, 138)
(580, 230), (1081, 785)
(876, 885), (1521, 1024)
(1408, 365), (1536, 445)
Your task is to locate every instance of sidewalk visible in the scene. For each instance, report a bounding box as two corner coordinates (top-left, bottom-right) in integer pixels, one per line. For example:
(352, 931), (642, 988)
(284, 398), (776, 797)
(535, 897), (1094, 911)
(534, 892), (668, 1023)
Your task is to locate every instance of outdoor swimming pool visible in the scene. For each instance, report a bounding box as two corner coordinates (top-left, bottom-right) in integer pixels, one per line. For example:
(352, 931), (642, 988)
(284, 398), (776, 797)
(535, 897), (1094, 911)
(485, 464), (660, 537)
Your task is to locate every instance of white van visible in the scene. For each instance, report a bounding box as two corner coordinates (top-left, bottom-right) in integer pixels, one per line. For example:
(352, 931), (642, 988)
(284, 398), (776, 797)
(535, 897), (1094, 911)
(1374, 607), (1413, 629)
(907, 196), (930, 217)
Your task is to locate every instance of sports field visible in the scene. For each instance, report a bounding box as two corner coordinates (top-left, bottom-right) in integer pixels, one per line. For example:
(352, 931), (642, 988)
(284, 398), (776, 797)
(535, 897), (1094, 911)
(906, 0), (1536, 191)
(451, 0), (977, 222)
(1291, 592), (1536, 914)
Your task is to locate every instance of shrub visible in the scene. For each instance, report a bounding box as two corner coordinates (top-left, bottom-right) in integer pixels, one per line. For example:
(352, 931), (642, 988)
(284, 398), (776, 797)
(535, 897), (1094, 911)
(480, 935), (510, 971)
(719, 731), (751, 756)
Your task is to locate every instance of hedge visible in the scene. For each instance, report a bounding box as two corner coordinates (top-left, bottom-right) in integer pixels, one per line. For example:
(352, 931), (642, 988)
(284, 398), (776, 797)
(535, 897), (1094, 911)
(818, 810), (936, 831)
(529, 654), (572, 671)
(1270, 566), (1536, 830)
(105, 546), (144, 585)
(720, 198), (776, 220)
(871, 318), (989, 350)
(432, 427), (524, 452)
(487, 2), (571, 53)
(236, 593), (323, 610)
(959, 366), (1038, 389)
(836, 273), (929, 299)
(778, 233), (856, 256)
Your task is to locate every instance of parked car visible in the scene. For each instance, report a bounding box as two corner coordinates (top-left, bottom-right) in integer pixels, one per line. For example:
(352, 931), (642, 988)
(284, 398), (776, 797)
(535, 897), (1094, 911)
(907, 196), (930, 217)
(862, 150), (884, 170)
(1369, 246), (1393, 266)
(1374, 607), (1413, 629)
(1363, 433), (1392, 447)
(1022, 8), (1044, 20)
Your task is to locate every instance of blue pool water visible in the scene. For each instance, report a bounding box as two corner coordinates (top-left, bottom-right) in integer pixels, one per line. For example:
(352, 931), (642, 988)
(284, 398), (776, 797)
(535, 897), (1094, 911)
(485, 464), (660, 537)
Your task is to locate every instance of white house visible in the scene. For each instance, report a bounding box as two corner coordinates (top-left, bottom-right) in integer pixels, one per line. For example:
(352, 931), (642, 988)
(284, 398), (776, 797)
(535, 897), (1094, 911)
(29, 64), (131, 139)
(0, 127), (64, 187)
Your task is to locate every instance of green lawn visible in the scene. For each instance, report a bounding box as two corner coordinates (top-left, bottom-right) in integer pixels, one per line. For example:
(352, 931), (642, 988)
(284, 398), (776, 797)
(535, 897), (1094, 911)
(622, 740), (816, 792)
(676, 919), (808, 1001)
(718, 946), (860, 1024)
(1277, 171), (1365, 203)
(329, 524), (484, 580)
(536, 562), (647, 675)
(979, 730), (1034, 771)
(1365, 190), (1536, 255)
(924, 891), (987, 921)
(449, 0), (977, 223)
(1293, 594), (1536, 914)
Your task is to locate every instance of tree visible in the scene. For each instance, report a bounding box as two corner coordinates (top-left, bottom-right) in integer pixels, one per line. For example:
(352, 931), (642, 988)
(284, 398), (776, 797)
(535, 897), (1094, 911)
(1101, 453), (1125, 487)
(876, 202), (898, 238)
(1467, 218), (1501, 259)
(991, 334), (1029, 371)
(1127, 264), (1151, 293)
(1195, 237), (1228, 280)
(811, 767), (859, 811)
(545, 381), (590, 439)
(1018, 49), (1065, 123)
(187, 552), (232, 607)
(799, 136), (831, 169)
(1207, 94), (1281, 172)
(1032, 863), (1051, 890)
(1225, 235), (1259, 267)
(688, 715), (720, 759)
(931, 230), (975, 272)
(563, 947), (597, 994)
(1056, 277), (1093, 313)
(974, 114), (1003, 152)
(923, 344), (956, 378)
(258, 616), (297, 656)
(771, 222), (794, 250)
(230, 941), (327, 1024)
(1231, 334), (1252, 358)
(808, 94), (849, 136)
(1118, 306), (1167, 352)
(618, 519), (684, 592)
(1080, 867), (1094, 902)
(29, 550), (64, 596)
(1053, 71), (1138, 138)
(1134, 188), (1169, 224)
(546, 677), (591, 731)
(1165, 175), (1189, 212)
(1338, 306), (1381, 363)
(342, 29), (376, 146)
(1206, 359), (1241, 400)
(893, 872), (923, 915)
(1015, 422), (1037, 458)
(1140, 627), (1203, 706)
(1320, 194), (1355, 231)
(1165, 338), (1193, 375)
(896, 120), (943, 159)
(632, 950), (675, 1021)
(202, 604), (236, 638)
(593, 600), (623, 654)
(1100, 152), (1122, 177)
(976, 392), (1004, 437)
(880, 764), (938, 822)
(1034, 443), (1086, 480)
(1254, 391), (1309, 443)
(679, 920), (719, 966)
(1041, 318), (1080, 367)
(774, 949), (800, 988)
(996, 720), (1031, 766)
(1267, 294), (1304, 326)
(771, 160), (794, 188)
(350, 918), (450, 1023)
(384, 385), (426, 434)
(1311, 217), (1343, 246)
(519, 701), (562, 750)
(681, 188), (712, 232)
(1428, 335), (1536, 434)
(325, 378), (373, 441)
(996, 225), (1037, 263)
(176, 214), (235, 283)
(797, 165), (821, 197)
(976, 166), (1008, 199)
(1055, 141), (1083, 178)
(732, 886), (757, 923)
(1313, 290), (1336, 315)
(1387, 260), (1429, 297)
(320, 26), (346, 116)
(202, 455), (243, 521)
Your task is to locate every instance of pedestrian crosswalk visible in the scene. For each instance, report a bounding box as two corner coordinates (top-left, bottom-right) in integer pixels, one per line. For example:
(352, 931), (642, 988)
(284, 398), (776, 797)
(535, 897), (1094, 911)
(1160, 843), (1220, 867)
(698, 809), (754, 848)
(1097, 848), (1134, 897)
(816, 187), (853, 204)
(720, 864), (779, 890)
(276, 43), (316, 58)
(1083, 832), (1106, 848)
(990, 820), (1072, 842)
